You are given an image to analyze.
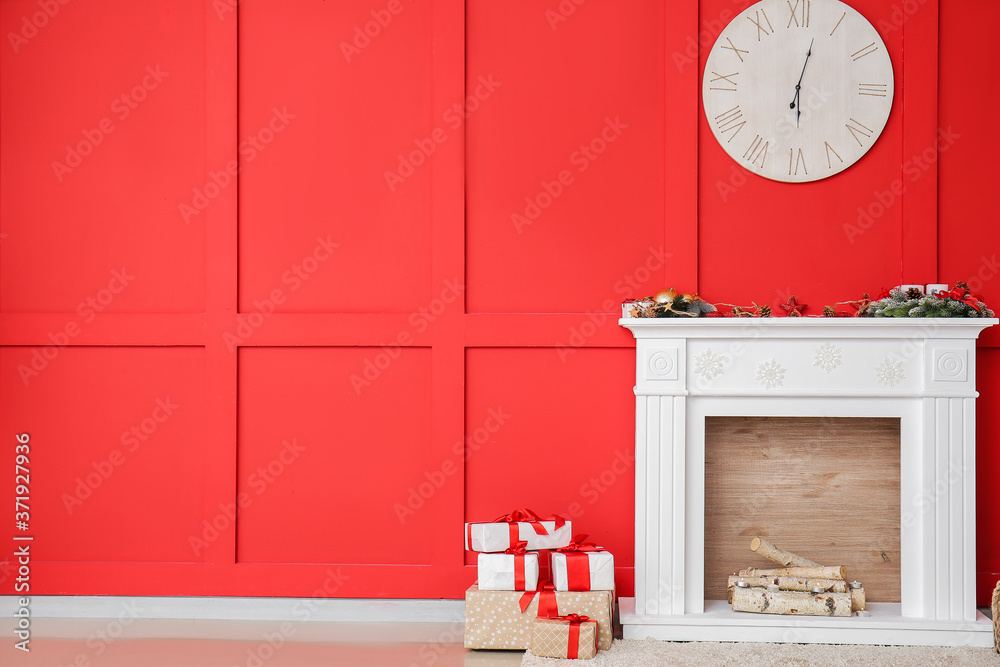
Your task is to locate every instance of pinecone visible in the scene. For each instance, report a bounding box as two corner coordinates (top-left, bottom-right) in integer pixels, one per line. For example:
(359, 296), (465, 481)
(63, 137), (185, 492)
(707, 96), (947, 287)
(955, 280), (970, 293)
(756, 304), (772, 317)
(905, 287), (922, 300)
(822, 305), (836, 317)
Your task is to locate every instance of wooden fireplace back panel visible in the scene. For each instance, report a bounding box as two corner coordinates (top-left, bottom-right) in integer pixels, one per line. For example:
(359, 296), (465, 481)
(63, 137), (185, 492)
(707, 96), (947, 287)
(704, 417), (901, 602)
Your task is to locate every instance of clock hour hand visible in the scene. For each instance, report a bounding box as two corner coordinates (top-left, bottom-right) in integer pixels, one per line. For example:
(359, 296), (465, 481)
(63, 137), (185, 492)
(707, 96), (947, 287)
(789, 38), (815, 127)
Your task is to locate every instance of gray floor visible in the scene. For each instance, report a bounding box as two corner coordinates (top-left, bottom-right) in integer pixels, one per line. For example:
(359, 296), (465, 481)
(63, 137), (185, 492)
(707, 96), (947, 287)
(1, 618), (524, 666)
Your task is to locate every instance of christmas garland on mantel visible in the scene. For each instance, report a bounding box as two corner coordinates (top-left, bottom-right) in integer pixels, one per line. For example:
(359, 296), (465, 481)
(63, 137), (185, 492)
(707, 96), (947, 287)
(627, 282), (994, 319)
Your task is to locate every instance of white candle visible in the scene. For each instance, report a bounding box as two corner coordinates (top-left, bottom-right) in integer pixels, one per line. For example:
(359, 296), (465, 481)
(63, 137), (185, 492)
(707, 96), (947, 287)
(926, 283), (948, 296)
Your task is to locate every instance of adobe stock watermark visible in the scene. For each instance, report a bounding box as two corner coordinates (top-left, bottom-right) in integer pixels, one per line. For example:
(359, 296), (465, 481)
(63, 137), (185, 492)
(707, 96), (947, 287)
(349, 278), (464, 395)
(180, 107), (296, 224)
(843, 126), (960, 244)
(17, 267), (135, 385)
(213, 0), (246, 21)
(961, 254), (1000, 295)
(7, 0), (71, 54)
(52, 600), (144, 667)
(61, 397), (179, 514)
(875, 0), (931, 35)
(556, 245), (669, 362)
(671, 2), (744, 73)
(394, 407), (511, 524)
(235, 567), (351, 667)
(189, 438), (306, 557)
(716, 84), (832, 202)
(545, 0), (588, 30)
(223, 235), (340, 351)
(384, 75), (501, 192)
(553, 448), (634, 525)
(512, 117), (628, 234)
(901, 457), (970, 537)
(339, 0), (415, 63)
(51, 65), (169, 182)
(403, 621), (464, 667)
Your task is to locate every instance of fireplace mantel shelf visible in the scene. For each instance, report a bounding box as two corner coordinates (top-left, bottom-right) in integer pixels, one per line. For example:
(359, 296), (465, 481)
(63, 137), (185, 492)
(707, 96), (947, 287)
(621, 316), (998, 338)
(618, 316), (997, 647)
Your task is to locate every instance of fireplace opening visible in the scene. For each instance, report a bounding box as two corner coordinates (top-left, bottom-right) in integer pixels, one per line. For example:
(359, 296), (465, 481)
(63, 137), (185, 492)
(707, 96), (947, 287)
(704, 416), (901, 604)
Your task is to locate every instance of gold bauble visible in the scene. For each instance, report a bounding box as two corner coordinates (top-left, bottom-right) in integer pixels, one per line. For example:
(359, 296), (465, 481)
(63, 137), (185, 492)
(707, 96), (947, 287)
(653, 288), (678, 304)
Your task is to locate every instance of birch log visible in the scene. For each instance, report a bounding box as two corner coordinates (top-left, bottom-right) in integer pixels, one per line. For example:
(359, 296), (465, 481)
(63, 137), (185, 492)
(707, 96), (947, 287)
(731, 587), (852, 617)
(749, 536), (820, 568)
(726, 575), (847, 602)
(739, 565), (847, 580)
(851, 585), (866, 612)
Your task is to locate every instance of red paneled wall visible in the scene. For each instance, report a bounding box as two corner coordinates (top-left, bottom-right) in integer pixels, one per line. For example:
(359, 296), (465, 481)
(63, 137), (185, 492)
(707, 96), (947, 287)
(0, 0), (997, 604)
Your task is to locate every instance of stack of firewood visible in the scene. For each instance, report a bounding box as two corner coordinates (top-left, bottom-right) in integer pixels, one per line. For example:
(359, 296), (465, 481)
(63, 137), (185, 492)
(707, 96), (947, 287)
(727, 536), (866, 617)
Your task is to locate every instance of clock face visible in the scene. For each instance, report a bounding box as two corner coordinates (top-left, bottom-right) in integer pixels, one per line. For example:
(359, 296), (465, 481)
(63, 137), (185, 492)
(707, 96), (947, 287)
(702, 0), (894, 183)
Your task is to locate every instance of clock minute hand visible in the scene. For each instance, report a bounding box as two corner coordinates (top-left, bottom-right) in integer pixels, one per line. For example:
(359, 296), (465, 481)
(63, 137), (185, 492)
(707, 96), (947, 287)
(789, 38), (815, 127)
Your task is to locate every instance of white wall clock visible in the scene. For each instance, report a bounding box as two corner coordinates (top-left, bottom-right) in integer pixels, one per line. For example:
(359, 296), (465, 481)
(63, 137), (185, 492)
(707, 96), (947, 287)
(702, 0), (894, 183)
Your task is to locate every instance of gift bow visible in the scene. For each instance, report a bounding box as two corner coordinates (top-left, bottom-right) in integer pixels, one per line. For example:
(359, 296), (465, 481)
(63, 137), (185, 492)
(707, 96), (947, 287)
(487, 509), (566, 551)
(503, 540), (530, 555)
(942, 288), (985, 312)
(561, 613), (591, 624)
(555, 534), (604, 553)
(492, 508), (566, 536)
(556, 613), (595, 659)
(556, 535), (605, 591)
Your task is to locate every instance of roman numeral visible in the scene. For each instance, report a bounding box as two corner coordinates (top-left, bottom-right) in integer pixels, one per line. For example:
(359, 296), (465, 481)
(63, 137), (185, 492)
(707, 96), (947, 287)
(858, 83), (888, 97)
(715, 105), (746, 142)
(788, 147), (807, 176)
(851, 42), (878, 60)
(746, 9), (774, 41)
(830, 11), (845, 36)
(846, 117), (874, 146)
(722, 37), (749, 62)
(787, 0), (809, 28)
(824, 141), (843, 169)
(709, 71), (739, 92)
(743, 135), (769, 169)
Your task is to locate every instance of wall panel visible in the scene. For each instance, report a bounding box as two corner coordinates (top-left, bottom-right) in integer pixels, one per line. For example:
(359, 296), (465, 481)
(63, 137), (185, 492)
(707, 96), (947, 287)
(465, 0), (670, 314)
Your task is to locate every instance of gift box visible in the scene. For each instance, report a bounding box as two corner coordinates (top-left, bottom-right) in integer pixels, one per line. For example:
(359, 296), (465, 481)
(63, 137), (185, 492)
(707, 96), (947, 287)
(529, 614), (599, 660)
(465, 510), (572, 552)
(477, 549), (539, 591)
(463, 584), (614, 650)
(551, 547), (615, 592)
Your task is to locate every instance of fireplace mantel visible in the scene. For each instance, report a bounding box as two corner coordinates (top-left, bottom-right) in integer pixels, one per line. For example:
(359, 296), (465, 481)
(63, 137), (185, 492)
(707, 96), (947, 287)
(618, 316), (998, 646)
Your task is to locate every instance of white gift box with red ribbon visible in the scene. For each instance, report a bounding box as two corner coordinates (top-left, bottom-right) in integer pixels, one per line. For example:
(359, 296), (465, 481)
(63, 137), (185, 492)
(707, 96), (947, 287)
(464, 510), (572, 552)
(551, 547), (615, 592)
(477, 551), (540, 591)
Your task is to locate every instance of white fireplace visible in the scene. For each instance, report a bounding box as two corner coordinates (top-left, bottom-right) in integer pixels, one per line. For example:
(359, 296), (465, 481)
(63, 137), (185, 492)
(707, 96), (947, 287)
(618, 316), (997, 646)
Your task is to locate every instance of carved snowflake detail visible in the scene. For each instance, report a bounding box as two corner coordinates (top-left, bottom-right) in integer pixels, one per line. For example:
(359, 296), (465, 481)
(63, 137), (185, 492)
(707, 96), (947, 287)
(813, 342), (843, 373)
(694, 349), (726, 381)
(875, 357), (905, 387)
(755, 359), (786, 389)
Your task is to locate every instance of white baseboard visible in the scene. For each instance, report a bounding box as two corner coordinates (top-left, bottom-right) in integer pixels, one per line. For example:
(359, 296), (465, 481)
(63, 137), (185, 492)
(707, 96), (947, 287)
(0, 595), (465, 622)
(0, 596), (467, 643)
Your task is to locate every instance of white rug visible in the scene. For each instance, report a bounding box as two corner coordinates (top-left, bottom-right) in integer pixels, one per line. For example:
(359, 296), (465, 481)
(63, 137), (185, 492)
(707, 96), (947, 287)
(520, 638), (999, 666)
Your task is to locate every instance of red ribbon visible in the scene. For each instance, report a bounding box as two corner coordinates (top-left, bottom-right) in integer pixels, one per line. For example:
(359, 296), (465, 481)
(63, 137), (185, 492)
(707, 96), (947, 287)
(467, 510), (567, 551)
(504, 541), (529, 591)
(558, 614), (593, 659)
(519, 581), (559, 618)
(555, 536), (605, 592)
(491, 509), (566, 548)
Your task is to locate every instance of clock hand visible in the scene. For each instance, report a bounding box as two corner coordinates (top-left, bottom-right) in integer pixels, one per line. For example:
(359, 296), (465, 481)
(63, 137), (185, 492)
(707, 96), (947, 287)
(789, 38), (815, 127)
